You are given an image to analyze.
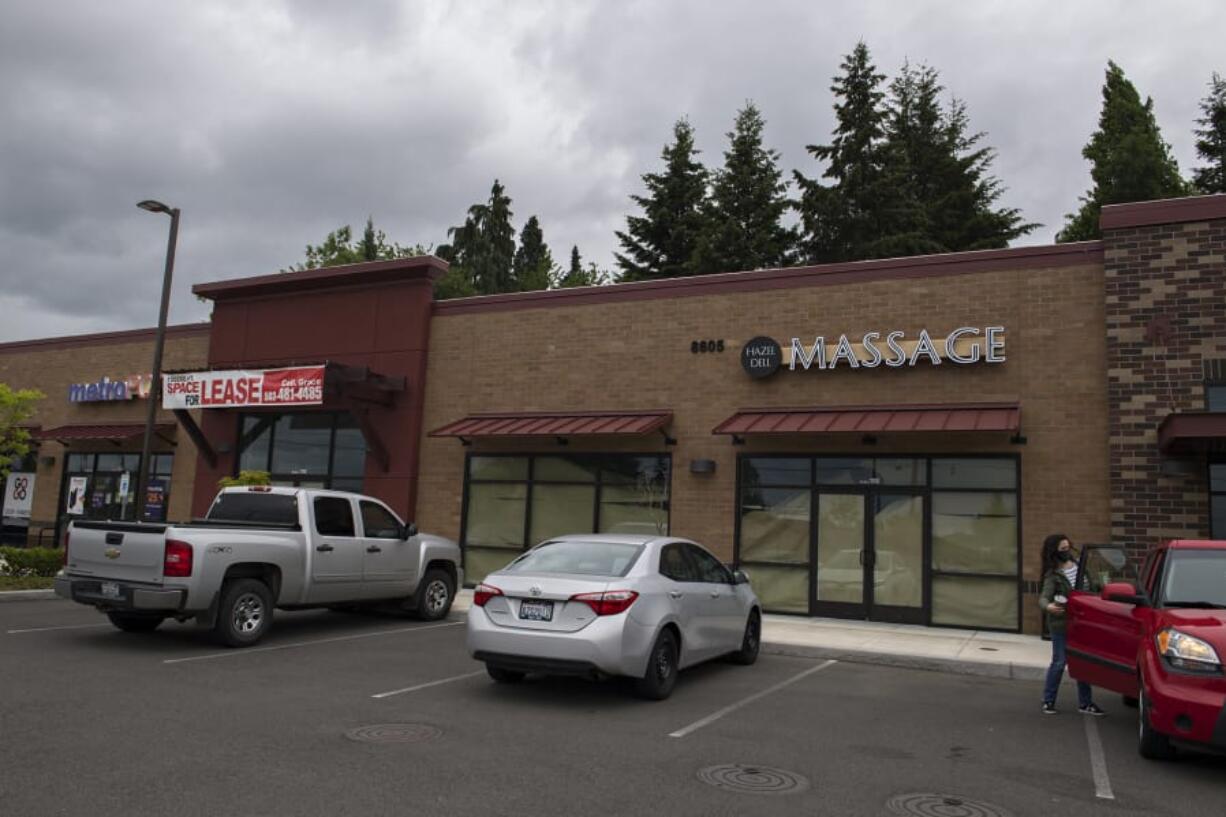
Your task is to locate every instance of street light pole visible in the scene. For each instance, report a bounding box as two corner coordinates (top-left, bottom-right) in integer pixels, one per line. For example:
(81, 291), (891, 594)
(135, 200), (180, 522)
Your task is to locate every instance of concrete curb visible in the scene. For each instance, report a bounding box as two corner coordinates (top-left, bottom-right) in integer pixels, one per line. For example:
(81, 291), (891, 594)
(762, 641), (1048, 681)
(0, 589), (57, 603)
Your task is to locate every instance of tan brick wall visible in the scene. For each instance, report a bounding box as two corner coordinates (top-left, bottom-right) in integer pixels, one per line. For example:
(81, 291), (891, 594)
(417, 262), (1112, 633)
(0, 331), (210, 539)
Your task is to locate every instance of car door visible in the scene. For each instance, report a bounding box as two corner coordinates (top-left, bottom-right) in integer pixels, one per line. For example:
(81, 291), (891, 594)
(658, 542), (710, 664)
(307, 495), (364, 603)
(358, 499), (415, 596)
(1066, 544), (1144, 695)
(684, 542), (745, 652)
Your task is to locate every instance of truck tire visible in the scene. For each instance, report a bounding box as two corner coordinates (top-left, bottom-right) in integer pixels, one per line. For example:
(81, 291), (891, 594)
(413, 569), (454, 621)
(106, 612), (164, 633)
(213, 578), (274, 647)
(1138, 684), (1175, 760)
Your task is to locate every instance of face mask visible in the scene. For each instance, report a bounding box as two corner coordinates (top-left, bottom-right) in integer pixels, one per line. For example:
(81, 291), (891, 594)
(1057, 551), (1075, 563)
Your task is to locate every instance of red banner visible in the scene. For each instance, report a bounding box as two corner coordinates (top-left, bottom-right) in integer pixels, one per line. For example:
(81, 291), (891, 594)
(162, 366), (326, 409)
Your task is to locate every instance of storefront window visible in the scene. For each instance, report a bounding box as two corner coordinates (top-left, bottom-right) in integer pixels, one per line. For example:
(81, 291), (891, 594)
(58, 452), (174, 527)
(462, 454), (671, 584)
(236, 412), (366, 490)
(1211, 462), (1225, 539)
(1206, 384), (1226, 411)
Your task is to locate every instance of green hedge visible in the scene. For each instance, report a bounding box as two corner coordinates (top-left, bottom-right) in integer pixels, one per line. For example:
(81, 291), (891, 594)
(0, 546), (63, 577)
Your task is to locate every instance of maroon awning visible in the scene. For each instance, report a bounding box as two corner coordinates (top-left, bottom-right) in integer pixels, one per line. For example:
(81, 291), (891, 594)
(1158, 412), (1226, 455)
(431, 410), (673, 439)
(33, 423), (175, 442)
(713, 403), (1021, 436)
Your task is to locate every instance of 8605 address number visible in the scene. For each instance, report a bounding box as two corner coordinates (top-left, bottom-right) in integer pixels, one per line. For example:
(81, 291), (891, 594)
(690, 339), (725, 354)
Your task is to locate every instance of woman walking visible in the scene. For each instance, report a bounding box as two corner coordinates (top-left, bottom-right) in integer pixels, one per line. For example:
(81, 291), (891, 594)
(1039, 533), (1105, 715)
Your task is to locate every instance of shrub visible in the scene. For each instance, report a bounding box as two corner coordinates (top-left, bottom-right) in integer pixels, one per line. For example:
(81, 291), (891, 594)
(218, 470), (272, 488)
(0, 546), (63, 577)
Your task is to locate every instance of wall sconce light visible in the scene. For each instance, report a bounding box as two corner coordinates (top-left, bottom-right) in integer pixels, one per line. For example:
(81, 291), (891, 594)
(689, 458), (717, 475)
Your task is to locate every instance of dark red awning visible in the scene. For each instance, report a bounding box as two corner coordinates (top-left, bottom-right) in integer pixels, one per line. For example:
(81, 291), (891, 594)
(430, 410), (673, 439)
(33, 423), (175, 442)
(1158, 412), (1226, 454)
(713, 403), (1021, 436)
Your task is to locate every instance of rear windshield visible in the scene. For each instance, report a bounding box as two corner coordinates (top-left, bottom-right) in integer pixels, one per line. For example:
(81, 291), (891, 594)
(1162, 550), (1226, 608)
(503, 541), (643, 578)
(207, 492), (299, 526)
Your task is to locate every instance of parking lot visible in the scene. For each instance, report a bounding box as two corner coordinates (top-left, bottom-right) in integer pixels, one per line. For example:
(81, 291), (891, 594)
(1, 599), (1222, 817)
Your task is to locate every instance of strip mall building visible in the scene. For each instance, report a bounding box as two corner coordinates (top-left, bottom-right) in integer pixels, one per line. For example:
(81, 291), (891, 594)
(3, 195), (1225, 634)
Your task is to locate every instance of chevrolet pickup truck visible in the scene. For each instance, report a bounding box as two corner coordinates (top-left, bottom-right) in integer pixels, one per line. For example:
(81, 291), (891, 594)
(54, 486), (462, 647)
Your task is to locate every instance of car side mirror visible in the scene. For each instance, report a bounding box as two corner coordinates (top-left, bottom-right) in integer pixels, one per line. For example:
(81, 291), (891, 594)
(733, 569), (750, 585)
(1102, 581), (1147, 606)
(402, 523), (417, 540)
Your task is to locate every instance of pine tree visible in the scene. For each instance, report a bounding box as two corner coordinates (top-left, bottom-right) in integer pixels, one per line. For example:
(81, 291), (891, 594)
(291, 219), (427, 271)
(512, 216), (555, 291)
(692, 103), (794, 274)
(794, 42), (891, 263)
(1059, 61), (1188, 242)
(615, 119), (709, 281)
(444, 180), (518, 294)
(1193, 72), (1226, 194)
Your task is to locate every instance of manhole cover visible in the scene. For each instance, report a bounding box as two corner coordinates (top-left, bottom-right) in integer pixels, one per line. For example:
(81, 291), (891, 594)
(345, 723), (442, 744)
(696, 764), (809, 795)
(886, 793), (1013, 817)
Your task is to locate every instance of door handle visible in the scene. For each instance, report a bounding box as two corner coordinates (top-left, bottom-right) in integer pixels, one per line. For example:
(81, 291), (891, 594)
(668, 591), (684, 600)
(316, 544), (334, 552)
(858, 549), (865, 567)
(366, 545), (382, 553)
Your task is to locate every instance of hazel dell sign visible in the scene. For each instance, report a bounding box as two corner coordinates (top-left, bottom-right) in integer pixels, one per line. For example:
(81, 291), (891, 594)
(741, 327), (1005, 377)
(162, 366), (326, 409)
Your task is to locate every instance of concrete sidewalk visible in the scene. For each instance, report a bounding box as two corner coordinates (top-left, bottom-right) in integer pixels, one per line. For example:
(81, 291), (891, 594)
(451, 589), (1050, 681)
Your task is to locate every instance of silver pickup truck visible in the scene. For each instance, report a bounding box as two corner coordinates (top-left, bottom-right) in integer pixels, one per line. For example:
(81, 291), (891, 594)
(54, 486), (462, 647)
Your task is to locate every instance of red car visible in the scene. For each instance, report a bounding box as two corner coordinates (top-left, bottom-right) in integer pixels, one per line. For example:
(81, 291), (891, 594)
(1066, 540), (1226, 759)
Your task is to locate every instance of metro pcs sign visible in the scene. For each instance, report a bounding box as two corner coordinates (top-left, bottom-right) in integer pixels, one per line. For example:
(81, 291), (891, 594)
(163, 366), (326, 409)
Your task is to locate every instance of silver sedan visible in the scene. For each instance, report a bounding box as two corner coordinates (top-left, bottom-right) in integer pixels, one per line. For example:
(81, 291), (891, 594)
(466, 534), (761, 699)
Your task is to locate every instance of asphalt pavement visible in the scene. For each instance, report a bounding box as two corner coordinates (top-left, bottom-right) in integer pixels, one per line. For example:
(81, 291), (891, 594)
(1, 599), (1221, 817)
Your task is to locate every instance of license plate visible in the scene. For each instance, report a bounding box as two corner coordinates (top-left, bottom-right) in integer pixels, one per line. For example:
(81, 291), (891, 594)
(100, 582), (121, 599)
(518, 600), (554, 621)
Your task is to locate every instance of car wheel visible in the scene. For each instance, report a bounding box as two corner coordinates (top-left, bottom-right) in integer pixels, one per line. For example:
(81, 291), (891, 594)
(727, 610), (761, 666)
(486, 664), (526, 684)
(412, 569), (454, 621)
(634, 629), (679, 700)
(1137, 683), (1175, 760)
(213, 578), (274, 648)
(106, 612), (164, 633)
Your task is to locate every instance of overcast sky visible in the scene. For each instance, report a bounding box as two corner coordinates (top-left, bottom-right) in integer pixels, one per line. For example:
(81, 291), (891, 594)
(1, 1), (1222, 343)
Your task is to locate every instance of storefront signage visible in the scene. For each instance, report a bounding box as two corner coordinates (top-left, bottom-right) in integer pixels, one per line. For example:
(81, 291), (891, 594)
(741, 336), (782, 379)
(142, 478), (168, 522)
(162, 366), (326, 409)
(67, 374), (152, 403)
(66, 476), (87, 515)
(743, 327), (1006, 378)
(2, 472), (35, 519)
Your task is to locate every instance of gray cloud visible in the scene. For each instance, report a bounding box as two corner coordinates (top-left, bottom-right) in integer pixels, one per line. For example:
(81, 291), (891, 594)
(1, 0), (1222, 341)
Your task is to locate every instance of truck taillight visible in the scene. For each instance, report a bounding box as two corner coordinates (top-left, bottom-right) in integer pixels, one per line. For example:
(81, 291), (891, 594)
(164, 540), (193, 577)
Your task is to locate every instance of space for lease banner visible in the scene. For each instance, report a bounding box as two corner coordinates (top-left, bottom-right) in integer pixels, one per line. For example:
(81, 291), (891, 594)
(162, 366), (326, 409)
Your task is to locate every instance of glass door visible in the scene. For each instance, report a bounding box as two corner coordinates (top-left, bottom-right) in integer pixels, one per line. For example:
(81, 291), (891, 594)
(869, 493), (925, 624)
(813, 492), (868, 618)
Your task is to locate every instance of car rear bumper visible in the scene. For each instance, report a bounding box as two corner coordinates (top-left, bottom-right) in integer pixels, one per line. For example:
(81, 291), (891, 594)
(54, 576), (185, 612)
(1143, 652), (1226, 751)
(466, 606), (657, 678)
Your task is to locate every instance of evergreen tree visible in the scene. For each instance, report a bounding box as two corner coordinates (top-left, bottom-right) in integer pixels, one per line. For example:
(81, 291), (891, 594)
(615, 119), (709, 281)
(692, 103), (794, 274)
(555, 246), (608, 288)
(1193, 72), (1226, 194)
(445, 180), (517, 294)
(512, 216), (555, 292)
(292, 218), (425, 271)
(1059, 61), (1188, 242)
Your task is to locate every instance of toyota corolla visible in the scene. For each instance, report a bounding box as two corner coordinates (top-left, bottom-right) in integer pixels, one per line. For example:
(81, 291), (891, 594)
(466, 534), (761, 699)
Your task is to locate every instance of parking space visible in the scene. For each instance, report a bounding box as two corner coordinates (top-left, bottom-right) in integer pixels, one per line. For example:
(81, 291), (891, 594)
(2, 598), (1222, 817)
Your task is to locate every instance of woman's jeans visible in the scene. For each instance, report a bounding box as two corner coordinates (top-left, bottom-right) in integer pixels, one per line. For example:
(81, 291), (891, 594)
(1043, 631), (1093, 707)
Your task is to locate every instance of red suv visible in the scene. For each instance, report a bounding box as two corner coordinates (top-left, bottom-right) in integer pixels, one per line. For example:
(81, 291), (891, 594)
(1066, 540), (1226, 759)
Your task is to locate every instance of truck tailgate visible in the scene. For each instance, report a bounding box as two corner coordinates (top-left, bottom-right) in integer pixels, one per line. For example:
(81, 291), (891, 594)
(67, 522), (167, 584)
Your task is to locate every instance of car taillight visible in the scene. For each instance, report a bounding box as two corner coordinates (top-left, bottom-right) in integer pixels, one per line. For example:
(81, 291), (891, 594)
(569, 590), (639, 616)
(163, 540), (193, 577)
(473, 583), (503, 607)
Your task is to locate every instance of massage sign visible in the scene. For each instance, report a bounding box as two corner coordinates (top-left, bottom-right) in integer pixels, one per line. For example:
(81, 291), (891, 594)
(162, 366), (326, 409)
(741, 327), (1005, 378)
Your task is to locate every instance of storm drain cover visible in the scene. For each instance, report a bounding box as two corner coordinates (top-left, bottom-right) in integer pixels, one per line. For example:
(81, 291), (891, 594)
(345, 723), (442, 744)
(886, 793), (1013, 817)
(696, 764), (809, 795)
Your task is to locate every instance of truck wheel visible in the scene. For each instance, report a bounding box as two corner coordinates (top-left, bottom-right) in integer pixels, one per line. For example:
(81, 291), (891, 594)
(1138, 684), (1175, 760)
(486, 664), (526, 684)
(213, 578), (274, 648)
(106, 612), (164, 633)
(634, 629), (679, 700)
(412, 569), (454, 621)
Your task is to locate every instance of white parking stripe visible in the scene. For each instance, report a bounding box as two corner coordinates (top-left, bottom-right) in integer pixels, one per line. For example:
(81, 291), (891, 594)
(668, 659), (838, 738)
(1083, 716), (1115, 800)
(162, 620), (463, 664)
(7, 623), (111, 634)
(371, 669), (485, 699)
